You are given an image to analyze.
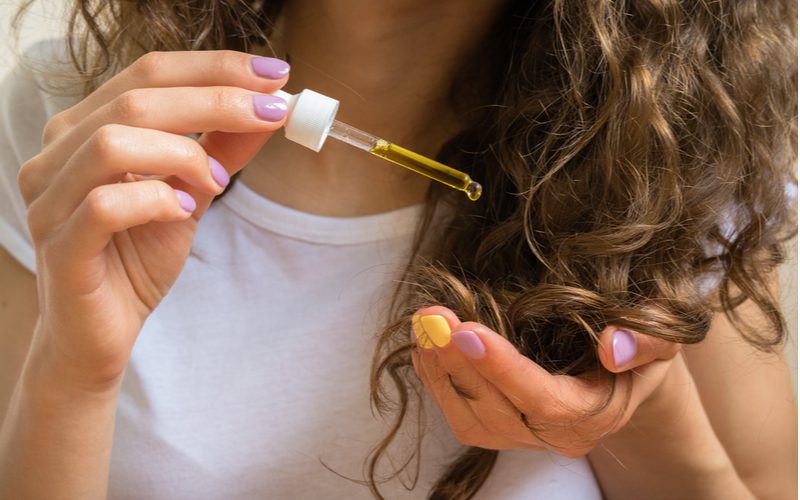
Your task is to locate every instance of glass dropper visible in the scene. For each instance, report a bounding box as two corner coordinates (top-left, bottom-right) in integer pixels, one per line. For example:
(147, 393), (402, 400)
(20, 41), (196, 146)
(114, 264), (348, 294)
(327, 120), (482, 201)
(271, 88), (482, 201)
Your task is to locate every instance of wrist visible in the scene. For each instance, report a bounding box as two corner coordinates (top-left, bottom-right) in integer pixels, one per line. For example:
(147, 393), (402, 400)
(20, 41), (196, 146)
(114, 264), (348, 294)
(24, 324), (124, 401)
(1, 330), (120, 500)
(590, 357), (754, 499)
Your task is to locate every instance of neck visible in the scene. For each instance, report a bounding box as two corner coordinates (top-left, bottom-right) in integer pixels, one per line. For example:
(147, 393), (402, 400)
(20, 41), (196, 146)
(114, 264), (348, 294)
(242, 0), (505, 216)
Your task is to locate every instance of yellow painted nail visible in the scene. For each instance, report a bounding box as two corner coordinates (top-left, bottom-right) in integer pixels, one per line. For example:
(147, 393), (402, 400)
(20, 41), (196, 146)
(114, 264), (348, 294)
(412, 314), (434, 349)
(420, 315), (452, 348)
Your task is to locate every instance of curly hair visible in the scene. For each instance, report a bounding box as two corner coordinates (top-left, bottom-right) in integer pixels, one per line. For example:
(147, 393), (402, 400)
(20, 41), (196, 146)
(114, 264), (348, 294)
(14, 0), (797, 498)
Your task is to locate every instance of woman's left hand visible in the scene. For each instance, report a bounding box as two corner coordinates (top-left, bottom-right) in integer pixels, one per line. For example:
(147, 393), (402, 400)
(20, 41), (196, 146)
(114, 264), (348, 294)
(410, 306), (682, 456)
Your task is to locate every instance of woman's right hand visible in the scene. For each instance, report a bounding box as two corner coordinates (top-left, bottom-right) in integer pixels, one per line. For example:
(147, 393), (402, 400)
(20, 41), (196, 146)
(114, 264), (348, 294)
(16, 50), (290, 392)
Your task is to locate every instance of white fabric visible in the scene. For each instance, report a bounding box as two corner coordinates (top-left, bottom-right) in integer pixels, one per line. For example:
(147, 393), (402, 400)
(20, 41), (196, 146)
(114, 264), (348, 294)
(0, 40), (602, 499)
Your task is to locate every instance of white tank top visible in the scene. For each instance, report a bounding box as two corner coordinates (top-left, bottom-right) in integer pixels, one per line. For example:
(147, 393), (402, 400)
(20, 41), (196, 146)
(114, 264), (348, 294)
(0, 40), (602, 499)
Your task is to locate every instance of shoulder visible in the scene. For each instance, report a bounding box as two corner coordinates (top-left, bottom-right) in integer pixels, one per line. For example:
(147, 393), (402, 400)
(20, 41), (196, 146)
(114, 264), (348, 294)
(683, 271), (796, 497)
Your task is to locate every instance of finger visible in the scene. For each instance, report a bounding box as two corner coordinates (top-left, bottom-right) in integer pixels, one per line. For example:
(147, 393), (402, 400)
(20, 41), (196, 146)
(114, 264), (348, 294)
(442, 319), (634, 447)
(444, 320), (566, 414)
(596, 326), (682, 373)
(54, 179), (195, 269)
(412, 309), (676, 454)
(35, 86), (288, 197)
(442, 340), (545, 447)
(549, 356), (676, 441)
(411, 305), (460, 349)
(409, 309), (555, 414)
(410, 309), (650, 454)
(412, 307), (543, 447)
(411, 342), (522, 450)
(47, 50), (290, 145)
(190, 130), (274, 219)
(34, 125), (226, 226)
(619, 358), (674, 425)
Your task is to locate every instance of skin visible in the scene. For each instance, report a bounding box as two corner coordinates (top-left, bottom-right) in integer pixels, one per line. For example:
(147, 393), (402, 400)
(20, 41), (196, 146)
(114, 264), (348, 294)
(0, 0), (796, 498)
(410, 295), (797, 499)
(411, 306), (680, 454)
(592, 296), (797, 499)
(1, 50), (291, 498)
(240, 0), (503, 216)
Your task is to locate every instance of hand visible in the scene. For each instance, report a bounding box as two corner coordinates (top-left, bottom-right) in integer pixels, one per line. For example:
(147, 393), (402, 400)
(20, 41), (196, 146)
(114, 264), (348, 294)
(17, 50), (290, 391)
(410, 306), (681, 456)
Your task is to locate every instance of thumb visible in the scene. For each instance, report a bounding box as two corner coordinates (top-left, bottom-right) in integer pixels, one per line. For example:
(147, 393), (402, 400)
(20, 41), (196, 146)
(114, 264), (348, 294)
(597, 325), (682, 373)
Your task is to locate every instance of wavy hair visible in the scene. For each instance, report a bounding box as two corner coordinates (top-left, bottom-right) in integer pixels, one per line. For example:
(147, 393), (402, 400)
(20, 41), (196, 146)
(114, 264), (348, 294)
(14, 0), (797, 498)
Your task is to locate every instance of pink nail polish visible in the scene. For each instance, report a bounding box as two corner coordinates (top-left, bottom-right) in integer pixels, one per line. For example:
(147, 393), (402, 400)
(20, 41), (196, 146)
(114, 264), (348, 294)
(208, 156), (230, 187)
(251, 57), (290, 79)
(452, 331), (485, 359)
(175, 190), (196, 212)
(612, 329), (637, 368)
(253, 95), (288, 121)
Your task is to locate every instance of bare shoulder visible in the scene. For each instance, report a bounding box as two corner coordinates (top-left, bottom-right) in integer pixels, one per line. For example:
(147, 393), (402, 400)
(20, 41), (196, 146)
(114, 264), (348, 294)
(684, 273), (796, 498)
(684, 274), (793, 399)
(0, 246), (38, 419)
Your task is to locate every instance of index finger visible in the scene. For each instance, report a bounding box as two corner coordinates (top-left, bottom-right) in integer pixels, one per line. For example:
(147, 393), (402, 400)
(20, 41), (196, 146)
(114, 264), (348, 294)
(456, 322), (614, 420)
(54, 50), (290, 138)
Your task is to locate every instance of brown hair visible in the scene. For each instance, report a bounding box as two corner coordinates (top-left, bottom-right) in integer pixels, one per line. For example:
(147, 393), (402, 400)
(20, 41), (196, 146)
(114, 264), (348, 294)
(14, 0), (797, 498)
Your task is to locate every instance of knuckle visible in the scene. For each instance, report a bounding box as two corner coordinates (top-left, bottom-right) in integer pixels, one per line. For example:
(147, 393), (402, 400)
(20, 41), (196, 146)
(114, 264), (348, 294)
(150, 181), (176, 206)
(84, 186), (118, 226)
(42, 111), (70, 145)
(25, 198), (50, 243)
(131, 51), (168, 81)
(88, 124), (127, 159)
(209, 87), (238, 116)
(210, 51), (242, 78)
(16, 155), (46, 204)
(112, 89), (150, 123)
(174, 138), (207, 169)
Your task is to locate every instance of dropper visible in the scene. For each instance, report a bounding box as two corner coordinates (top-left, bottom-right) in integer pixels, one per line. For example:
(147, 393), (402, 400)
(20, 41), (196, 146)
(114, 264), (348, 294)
(271, 89), (482, 201)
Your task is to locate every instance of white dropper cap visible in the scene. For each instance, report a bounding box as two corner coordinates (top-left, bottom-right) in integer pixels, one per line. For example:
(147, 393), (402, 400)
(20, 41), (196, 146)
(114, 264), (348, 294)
(271, 89), (340, 152)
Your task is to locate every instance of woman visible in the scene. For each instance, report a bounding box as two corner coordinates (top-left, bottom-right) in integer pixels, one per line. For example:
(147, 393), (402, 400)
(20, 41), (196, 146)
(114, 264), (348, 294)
(0, 0), (796, 498)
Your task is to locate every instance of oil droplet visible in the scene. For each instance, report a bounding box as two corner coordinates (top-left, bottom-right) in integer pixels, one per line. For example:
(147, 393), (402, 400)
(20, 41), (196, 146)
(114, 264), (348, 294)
(465, 181), (482, 201)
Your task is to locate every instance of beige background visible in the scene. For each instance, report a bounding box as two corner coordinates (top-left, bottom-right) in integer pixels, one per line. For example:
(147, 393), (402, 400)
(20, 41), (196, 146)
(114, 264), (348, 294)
(1, 0), (797, 390)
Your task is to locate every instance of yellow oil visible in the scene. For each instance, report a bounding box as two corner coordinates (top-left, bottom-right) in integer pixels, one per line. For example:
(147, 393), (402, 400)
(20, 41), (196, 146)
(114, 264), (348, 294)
(369, 139), (482, 201)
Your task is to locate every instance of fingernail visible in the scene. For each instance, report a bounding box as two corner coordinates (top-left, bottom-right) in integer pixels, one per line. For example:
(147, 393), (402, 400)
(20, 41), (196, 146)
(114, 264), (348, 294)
(175, 190), (196, 212)
(208, 156), (230, 188)
(452, 330), (485, 360)
(251, 57), (290, 79)
(612, 329), (637, 368)
(412, 315), (451, 349)
(253, 95), (288, 121)
(411, 315), (431, 348)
